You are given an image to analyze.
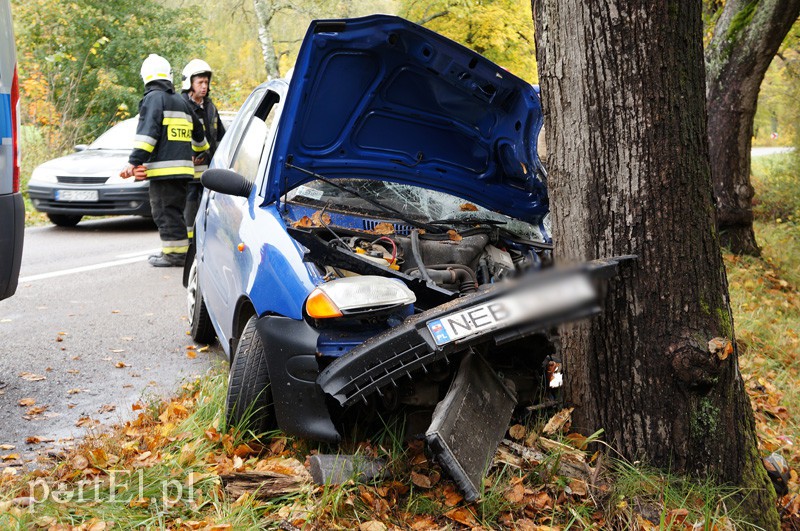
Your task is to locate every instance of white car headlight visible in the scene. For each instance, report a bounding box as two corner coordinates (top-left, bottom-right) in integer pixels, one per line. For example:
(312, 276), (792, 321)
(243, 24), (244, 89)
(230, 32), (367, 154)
(30, 166), (57, 184)
(306, 276), (416, 319)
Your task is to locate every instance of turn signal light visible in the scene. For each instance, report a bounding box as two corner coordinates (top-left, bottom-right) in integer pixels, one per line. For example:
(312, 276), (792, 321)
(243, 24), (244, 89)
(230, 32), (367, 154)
(305, 289), (343, 319)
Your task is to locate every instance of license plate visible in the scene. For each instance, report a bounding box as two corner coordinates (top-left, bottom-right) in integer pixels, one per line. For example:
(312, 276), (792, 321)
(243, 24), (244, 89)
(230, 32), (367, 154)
(426, 274), (596, 346)
(55, 189), (99, 202)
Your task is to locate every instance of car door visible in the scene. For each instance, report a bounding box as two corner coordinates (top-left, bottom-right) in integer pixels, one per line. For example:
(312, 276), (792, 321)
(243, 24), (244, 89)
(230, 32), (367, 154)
(201, 87), (283, 347)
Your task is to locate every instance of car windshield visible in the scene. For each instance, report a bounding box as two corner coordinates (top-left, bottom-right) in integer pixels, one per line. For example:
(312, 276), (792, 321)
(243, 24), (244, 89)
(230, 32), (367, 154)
(286, 179), (545, 241)
(88, 119), (137, 150)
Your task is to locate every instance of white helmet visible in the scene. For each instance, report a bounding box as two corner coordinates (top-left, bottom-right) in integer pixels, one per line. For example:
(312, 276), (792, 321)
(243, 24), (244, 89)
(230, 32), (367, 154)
(181, 59), (212, 91)
(140, 54), (172, 85)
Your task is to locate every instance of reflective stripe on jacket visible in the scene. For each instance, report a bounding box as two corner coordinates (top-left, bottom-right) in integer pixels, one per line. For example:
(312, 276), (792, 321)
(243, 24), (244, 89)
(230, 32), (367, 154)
(128, 80), (210, 180)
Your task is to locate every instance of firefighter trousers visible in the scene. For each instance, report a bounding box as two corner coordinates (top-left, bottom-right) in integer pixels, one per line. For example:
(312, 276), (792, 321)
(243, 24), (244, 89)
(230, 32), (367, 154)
(149, 179), (189, 256)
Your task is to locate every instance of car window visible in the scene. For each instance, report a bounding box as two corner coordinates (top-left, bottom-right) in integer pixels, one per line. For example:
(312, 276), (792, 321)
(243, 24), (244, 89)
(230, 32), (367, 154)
(88, 119), (137, 150)
(215, 88), (265, 169)
(230, 91), (279, 184)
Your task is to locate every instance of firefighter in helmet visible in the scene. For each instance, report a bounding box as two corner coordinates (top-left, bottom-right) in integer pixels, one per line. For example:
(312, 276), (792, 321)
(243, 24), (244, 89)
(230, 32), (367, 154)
(180, 59), (226, 240)
(121, 54), (209, 267)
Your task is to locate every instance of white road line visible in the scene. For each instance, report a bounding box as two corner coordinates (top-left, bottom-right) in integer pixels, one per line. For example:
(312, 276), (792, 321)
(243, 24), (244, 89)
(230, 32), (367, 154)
(116, 248), (160, 259)
(19, 255), (150, 283)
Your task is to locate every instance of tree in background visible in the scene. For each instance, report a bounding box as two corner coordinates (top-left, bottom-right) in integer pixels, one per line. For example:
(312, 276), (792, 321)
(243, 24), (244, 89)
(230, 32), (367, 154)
(13, 0), (203, 149)
(534, 0), (778, 526)
(705, 1), (800, 256)
(401, 0), (537, 82)
(251, 0), (399, 80)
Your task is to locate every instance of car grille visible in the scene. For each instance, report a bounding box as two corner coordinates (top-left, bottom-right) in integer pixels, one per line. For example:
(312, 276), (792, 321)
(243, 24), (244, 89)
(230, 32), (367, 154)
(362, 220), (414, 235)
(57, 176), (109, 184)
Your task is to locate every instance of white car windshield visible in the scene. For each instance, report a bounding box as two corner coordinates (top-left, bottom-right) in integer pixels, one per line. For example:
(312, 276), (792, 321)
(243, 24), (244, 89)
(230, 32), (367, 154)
(88, 118), (137, 150)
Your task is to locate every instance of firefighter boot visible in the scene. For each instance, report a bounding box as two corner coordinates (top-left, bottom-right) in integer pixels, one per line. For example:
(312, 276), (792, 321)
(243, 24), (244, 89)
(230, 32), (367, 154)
(148, 253), (186, 267)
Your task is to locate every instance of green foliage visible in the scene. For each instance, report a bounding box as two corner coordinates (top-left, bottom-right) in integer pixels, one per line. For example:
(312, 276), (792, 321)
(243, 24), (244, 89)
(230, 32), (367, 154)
(12, 0), (205, 148)
(400, 0), (538, 83)
(750, 153), (800, 224)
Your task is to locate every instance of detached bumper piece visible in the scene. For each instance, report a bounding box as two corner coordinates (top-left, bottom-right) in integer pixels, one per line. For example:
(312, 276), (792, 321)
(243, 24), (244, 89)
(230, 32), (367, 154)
(318, 257), (634, 408)
(426, 351), (517, 502)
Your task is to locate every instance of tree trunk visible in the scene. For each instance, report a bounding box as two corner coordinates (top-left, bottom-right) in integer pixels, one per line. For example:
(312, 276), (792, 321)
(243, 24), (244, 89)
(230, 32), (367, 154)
(253, 0), (283, 80)
(706, 1), (800, 255)
(534, 1), (778, 527)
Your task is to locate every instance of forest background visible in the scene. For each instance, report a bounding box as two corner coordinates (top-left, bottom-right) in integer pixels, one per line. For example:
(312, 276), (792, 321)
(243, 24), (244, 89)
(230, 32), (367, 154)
(12, 0), (799, 157)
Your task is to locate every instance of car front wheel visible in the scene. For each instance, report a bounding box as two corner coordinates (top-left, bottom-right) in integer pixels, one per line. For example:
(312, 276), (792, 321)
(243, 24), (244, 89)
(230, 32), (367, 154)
(187, 256), (216, 344)
(47, 213), (82, 227)
(225, 315), (277, 437)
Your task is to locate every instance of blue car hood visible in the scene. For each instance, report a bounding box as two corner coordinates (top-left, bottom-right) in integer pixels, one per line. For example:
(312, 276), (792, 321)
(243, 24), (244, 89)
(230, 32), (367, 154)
(268, 15), (548, 222)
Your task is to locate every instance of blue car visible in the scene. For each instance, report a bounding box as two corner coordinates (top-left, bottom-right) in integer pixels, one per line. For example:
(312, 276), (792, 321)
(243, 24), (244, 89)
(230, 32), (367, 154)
(188, 15), (624, 500)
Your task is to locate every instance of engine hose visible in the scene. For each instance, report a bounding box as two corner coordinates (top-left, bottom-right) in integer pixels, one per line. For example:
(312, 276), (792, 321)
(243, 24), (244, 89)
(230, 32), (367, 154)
(410, 229), (434, 284)
(426, 264), (478, 292)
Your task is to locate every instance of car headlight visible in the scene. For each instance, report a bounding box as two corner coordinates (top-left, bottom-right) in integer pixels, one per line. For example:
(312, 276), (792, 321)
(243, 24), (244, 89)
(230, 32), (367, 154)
(305, 276), (416, 319)
(30, 166), (57, 184)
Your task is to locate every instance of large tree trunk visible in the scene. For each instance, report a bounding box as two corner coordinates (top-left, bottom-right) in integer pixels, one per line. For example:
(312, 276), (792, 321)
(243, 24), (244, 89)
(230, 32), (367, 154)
(706, 1), (800, 255)
(534, 1), (778, 527)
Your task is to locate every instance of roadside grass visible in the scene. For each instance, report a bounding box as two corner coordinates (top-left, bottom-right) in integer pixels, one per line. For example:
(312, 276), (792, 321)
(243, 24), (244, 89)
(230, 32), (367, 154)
(1, 153), (798, 528)
(19, 126), (56, 227)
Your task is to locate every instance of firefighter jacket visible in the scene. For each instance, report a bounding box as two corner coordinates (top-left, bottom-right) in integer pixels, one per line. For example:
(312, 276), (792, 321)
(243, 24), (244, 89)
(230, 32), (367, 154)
(181, 91), (226, 178)
(129, 80), (209, 180)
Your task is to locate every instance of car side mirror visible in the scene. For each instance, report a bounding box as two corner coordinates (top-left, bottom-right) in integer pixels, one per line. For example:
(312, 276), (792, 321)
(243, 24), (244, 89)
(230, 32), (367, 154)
(74, 144), (88, 152)
(201, 168), (253, 198)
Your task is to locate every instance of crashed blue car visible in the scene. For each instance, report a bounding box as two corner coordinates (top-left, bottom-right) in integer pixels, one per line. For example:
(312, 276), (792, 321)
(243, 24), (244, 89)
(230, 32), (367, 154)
(187, 15), (624, 500)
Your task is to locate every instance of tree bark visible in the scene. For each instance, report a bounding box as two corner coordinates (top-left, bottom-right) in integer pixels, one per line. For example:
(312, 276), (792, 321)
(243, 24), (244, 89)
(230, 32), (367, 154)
(706, 1), (800, 255)
(534, 1), (778, 527)
(253, 0), (284, 80)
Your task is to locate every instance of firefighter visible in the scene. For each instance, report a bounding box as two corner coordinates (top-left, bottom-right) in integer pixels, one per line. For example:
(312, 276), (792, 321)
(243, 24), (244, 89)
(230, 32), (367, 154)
(121, 54), (209, 267)
(180, 59), (226, 240)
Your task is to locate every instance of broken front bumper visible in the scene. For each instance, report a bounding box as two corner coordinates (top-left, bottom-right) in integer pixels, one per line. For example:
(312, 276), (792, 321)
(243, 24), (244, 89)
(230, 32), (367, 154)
(318, 256), (632, 408)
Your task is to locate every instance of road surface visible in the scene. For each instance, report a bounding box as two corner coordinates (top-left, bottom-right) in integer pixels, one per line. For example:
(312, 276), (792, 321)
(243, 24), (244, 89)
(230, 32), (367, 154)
(0, 217), (225, 463)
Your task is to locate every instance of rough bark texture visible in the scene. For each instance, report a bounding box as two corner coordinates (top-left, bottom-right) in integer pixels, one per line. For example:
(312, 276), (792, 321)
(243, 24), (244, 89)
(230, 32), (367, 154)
(253, 0), (284, 80)
(533, 1), (778, 526)
(706, 0), (800, 255)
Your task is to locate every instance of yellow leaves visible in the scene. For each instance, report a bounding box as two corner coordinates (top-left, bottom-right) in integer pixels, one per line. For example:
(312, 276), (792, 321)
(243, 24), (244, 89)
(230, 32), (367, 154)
(444, 506), (479, 527)
(19, 372), (46, 381)
(18, 397), (36, 407)
(708, 337), (733, 360)
(446, 229), (463, 242)
(371, 222), (396, 235)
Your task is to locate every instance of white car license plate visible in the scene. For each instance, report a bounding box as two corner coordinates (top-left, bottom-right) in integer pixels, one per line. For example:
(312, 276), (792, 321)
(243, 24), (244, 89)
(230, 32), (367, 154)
(426, 274), (596, 346)
(55, 189), (99, 202)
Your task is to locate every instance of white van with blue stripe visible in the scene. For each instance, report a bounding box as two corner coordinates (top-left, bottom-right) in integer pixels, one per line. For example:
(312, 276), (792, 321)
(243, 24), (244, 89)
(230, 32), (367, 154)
(0, 0), (24, 300)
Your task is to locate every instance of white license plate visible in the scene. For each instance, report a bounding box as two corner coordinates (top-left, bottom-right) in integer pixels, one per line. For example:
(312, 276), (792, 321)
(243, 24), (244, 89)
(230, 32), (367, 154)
(426, 275), (596, 346)
(55, 189), (99, 202)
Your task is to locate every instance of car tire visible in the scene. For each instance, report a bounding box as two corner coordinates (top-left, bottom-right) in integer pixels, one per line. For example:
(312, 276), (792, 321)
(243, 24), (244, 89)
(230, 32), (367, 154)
(225, 315), (277, 437)
(187, 257), (216, 344)
(47, 213), (82, 227)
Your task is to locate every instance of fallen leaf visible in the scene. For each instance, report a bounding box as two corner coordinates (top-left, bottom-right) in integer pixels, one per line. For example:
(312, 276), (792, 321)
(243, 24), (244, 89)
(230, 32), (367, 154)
(666, 508), (689, 526)
(444, 507), (478, 527)
(71, 454), (89, 470)
(25, 436), (54, 444)
(292, 216), (313, 228)
(459, 203), (478, 211)
(504, 482), (525, 503)
(67, 388), (82, 395)
(0, 445), (15, 451)
(115, 361), (128, 368)
(447, 229), (463, 242)
(311, 210), (332, 227)
(1, 454), (20, 461)
(19, 372), (46, 382)
(360, 521), (387, 531)
(98, 404), (116, 413)
(410, 471), (432, 489)
(18, 398), (35, 407)
(75, 416), (99, 428)
(372, 222), (396, 235)
(187, 350), (197, 359)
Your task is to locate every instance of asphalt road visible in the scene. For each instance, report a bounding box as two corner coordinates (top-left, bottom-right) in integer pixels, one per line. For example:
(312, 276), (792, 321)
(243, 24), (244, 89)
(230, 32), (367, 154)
(0, 216), (225, 463)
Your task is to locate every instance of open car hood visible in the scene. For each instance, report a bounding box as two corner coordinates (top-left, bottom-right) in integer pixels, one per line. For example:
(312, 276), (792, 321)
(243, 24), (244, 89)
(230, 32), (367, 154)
(268, 15), (548, 222)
